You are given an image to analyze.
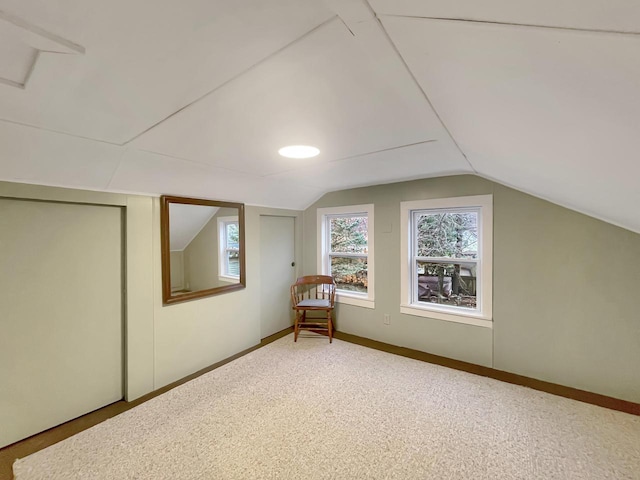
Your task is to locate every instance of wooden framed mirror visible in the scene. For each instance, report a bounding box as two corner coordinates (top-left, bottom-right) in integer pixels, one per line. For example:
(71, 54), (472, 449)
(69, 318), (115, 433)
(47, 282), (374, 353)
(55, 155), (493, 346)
(161, 195), (246, 305)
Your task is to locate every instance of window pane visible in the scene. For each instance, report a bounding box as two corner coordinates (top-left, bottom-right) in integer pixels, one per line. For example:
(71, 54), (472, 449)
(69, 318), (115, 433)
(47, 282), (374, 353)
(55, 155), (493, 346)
(227, 250), (240, 276)
(330, 216), (368, 254)
(331, 256), (367, 293)
(416, 261), (477, 309)
(226, 223), (239, 249)
(416, 212), (477, 259)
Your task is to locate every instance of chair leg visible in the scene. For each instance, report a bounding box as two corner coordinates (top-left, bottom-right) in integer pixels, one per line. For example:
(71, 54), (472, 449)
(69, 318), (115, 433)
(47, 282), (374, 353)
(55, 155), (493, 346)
(328, 311), (333, 343)
(294, 311), (299, 342)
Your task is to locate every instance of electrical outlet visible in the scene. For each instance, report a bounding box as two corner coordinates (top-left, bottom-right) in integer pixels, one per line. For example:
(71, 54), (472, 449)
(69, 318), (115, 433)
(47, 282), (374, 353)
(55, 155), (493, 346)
(383, 314), (391, 325)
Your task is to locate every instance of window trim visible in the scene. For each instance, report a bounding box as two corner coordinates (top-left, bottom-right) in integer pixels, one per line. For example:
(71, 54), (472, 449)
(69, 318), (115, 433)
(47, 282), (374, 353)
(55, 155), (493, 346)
(317, 204), (375, 309)
(400, 195), (493, 328)
(217, 216), (239, 282)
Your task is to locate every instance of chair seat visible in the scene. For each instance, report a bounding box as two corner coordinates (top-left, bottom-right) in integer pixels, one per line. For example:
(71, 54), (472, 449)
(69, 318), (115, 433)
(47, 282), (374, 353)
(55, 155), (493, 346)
(296, 298), (331, 308)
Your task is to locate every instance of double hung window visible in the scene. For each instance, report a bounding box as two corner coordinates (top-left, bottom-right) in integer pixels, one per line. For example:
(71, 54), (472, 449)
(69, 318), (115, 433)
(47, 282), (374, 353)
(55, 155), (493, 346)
(317, 204), (374, 308)
(401, 195), (492, 327)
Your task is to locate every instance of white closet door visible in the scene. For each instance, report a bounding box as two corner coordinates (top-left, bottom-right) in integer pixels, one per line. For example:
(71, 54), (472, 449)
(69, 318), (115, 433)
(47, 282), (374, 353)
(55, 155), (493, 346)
(260, 215), (296, 339)
(0, 199), (123, 448)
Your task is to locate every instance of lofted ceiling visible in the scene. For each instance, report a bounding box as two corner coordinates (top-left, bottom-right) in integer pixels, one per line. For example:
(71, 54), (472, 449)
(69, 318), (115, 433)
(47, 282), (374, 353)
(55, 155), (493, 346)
(0, 0), (639, 232)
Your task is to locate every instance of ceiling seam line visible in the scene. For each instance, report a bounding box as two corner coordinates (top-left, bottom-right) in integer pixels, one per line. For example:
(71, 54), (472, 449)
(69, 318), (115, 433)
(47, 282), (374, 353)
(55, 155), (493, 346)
(0, 118), (124, 146)
(36, 50), (84, 55)
(261, 139), (438, 178)
(337, 15), (355, 36)
(105, 148), (128, 190)
(380, 14), (640, 37)
(323, 139), (438, 163)
(21, 50), (40, 90)
(367, 5), (476, 173)
(135, 148), (262, 177)
(0, 9), (86, 53)
(123, 15), (340, 146)
(0, 77), (24, 89)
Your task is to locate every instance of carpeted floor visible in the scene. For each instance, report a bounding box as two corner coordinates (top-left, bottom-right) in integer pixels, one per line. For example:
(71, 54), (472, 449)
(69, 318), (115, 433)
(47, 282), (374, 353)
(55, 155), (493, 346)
(13, 334), (640, 479)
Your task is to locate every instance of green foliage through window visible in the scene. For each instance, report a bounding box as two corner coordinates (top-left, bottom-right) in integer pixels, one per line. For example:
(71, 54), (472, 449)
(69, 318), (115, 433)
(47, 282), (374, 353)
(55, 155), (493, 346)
(414, 210), (479, 309)
(330, 217), (368, 253)
(329, 215), (368, 293)
(416, 212), (477, 259)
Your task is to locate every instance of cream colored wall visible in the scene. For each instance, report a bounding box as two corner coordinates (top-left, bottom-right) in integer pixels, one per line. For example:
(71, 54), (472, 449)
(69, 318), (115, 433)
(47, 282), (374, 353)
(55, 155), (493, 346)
(0, 181), (303, 403)
(303, 175), (640, 402)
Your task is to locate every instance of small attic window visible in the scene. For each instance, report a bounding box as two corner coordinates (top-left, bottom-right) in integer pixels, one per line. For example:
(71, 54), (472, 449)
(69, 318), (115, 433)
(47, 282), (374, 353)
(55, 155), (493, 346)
(400, 195), (493, 328)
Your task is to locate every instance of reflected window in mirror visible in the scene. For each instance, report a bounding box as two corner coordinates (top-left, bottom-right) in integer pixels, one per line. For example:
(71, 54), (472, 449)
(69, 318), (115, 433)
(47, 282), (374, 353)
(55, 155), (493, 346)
(218, 216), (239, 281)
(161, 196), (245, 305)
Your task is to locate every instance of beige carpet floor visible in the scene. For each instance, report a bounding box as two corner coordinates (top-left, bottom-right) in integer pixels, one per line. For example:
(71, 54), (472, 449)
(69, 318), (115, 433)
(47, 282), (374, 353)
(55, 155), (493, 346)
(13, 334), (640, 479)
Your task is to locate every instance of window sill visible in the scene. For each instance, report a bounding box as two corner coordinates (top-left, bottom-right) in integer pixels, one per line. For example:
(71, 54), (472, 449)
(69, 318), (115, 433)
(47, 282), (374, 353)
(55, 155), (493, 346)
(218, 275), (239, 283)
(400, 304), (492, 328)
(336, 292), (375, 309)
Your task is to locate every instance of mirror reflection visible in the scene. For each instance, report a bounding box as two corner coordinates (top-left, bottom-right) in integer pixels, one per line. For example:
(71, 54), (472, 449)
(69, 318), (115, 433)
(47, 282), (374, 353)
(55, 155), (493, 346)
(161, 196), (245, 305)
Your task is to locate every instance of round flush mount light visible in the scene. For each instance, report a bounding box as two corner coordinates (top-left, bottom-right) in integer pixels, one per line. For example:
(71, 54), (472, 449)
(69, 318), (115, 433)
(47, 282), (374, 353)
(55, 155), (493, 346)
(278, 145), (320, 159)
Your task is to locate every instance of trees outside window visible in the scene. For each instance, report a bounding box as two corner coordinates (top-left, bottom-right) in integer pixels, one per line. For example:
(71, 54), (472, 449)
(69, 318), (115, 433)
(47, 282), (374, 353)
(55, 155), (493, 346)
(414, 210), (478, 310)
(317, 204), (374, 308)
(329, 216), (368, 293)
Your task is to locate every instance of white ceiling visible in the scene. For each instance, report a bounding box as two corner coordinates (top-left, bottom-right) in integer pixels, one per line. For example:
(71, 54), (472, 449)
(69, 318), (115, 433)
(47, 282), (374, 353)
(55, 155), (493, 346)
(0, 0), (639, 232)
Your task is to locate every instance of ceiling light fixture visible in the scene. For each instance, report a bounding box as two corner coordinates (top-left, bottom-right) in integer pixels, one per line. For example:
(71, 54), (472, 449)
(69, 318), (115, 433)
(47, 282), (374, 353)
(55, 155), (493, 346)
(278, 145), (320, 159)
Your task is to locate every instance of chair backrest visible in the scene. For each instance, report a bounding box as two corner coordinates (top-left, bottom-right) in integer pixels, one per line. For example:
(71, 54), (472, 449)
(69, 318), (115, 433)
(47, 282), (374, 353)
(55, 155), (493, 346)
(291, 275), (335, 307)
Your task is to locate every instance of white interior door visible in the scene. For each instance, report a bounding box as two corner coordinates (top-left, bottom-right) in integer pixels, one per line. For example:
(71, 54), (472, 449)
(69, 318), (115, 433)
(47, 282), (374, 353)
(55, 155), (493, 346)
(260, 215), (295, 339)
(0, 199), (123, 448)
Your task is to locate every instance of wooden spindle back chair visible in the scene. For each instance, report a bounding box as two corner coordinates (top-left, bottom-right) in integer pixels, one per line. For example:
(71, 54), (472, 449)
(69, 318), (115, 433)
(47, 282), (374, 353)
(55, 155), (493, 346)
(290, 275), (336, 343)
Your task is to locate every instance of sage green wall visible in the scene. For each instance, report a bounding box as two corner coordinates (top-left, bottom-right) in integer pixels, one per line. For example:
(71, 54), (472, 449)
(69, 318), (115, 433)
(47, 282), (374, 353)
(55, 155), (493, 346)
(303, 175), (640, 402)
(170, 251), (184, 290)
(0, 181), (303, 405)
(183, 207), (237, 291)
(303, 175), (495, 368)
(492, 183), (640, 402)
(0, 198), (124, 448)
(152, 203), (304, 388)
(0, 182), (155, 402)
(152, 201), (257, 388)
